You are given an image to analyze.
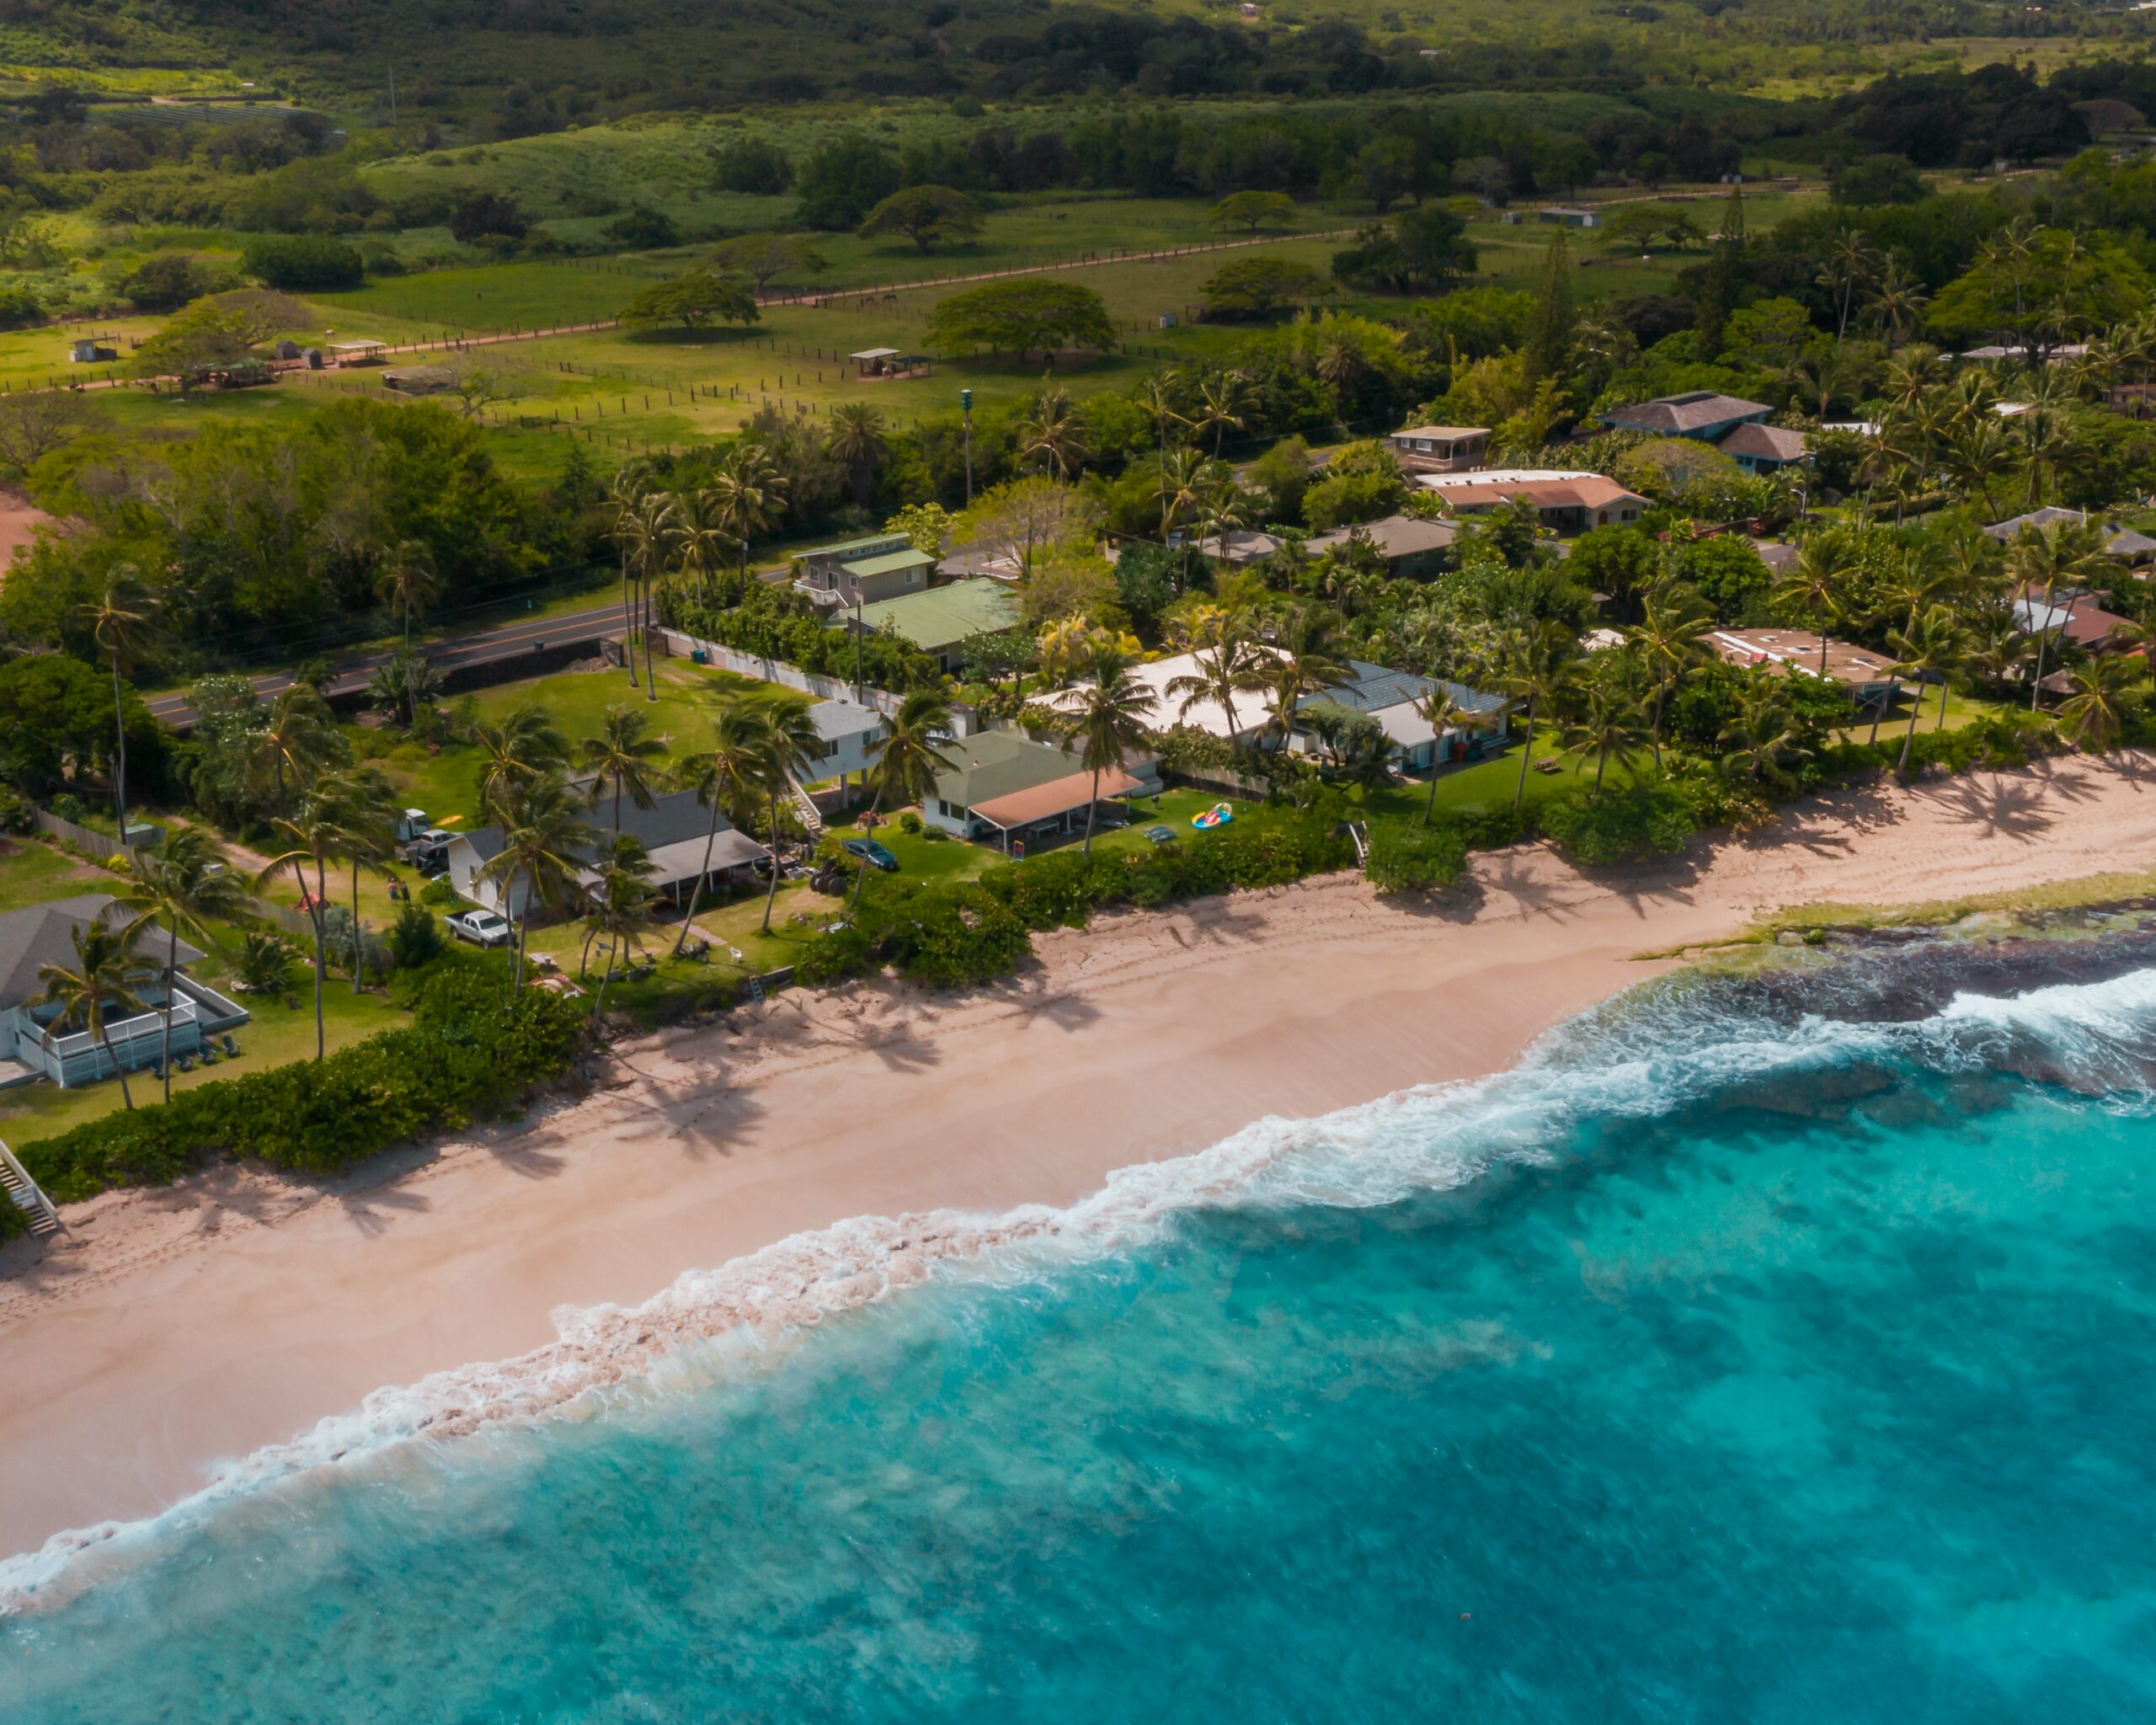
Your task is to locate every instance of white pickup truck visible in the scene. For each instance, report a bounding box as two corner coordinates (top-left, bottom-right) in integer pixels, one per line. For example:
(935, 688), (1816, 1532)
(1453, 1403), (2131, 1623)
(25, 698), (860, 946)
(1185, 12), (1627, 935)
(443, 909), (514, 948)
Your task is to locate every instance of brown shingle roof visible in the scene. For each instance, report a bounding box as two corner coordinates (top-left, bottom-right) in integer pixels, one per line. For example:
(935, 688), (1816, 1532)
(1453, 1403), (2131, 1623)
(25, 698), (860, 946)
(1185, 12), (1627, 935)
(1716, 423), (1810, 462)
(1604, 392), (1773, 434)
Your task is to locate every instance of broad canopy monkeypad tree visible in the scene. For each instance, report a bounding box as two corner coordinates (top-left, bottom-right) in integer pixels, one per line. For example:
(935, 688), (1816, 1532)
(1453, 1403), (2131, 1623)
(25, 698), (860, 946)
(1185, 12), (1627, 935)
(926, 280), (1116, 366)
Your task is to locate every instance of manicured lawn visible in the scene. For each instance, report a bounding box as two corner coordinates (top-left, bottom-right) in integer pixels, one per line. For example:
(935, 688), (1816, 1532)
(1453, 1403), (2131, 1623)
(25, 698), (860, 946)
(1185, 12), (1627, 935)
(0, 838), (120, 914)
(0, 952), (408, 1147)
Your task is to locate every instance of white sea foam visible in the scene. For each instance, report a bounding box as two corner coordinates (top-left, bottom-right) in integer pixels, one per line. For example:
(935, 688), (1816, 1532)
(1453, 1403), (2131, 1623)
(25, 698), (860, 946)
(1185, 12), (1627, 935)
(9, 959), (2156, 1613)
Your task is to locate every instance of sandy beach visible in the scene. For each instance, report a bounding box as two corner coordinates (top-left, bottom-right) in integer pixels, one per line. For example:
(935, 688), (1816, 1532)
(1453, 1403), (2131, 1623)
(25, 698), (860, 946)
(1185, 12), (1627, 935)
(4, 755), (2156, 1561)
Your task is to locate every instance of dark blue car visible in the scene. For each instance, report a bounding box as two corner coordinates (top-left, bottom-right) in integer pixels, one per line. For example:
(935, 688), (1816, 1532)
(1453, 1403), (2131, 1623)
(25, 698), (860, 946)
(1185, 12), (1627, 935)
(844, 838), (901, 873)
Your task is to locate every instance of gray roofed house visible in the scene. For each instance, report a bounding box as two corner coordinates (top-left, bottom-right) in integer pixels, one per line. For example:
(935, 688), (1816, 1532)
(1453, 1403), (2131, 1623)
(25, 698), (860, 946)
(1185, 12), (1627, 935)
(1716, 421), (1811, 473)
(1304, 514), (1461, 579)
(1294, 660), (1510, 772)
(0, 895), (246, 1089)
(804, 697), (889, 785)
(1599, 391), (1774, 441)
(447, 788), (770, 921)
(1983, 507), (2156, 562)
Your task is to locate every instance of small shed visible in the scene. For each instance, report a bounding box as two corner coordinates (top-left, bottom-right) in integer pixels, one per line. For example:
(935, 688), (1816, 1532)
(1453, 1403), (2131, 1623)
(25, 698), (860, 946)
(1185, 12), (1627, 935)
(1537, 206), (1602, 228)
(850, 347), (931, 380)
(69, 338), (119, 364)
(274, 339), (302, 360)
(327, 339), (387, 368)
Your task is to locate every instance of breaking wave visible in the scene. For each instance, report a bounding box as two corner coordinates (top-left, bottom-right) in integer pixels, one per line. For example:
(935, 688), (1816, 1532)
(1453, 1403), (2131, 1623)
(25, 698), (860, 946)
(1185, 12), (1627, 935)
(9, 943), (2156, 1616)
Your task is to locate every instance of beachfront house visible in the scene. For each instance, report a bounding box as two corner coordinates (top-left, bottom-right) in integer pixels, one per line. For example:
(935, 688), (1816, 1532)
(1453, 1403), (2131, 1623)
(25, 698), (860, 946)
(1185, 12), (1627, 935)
(835, 577), (1022, 673)
(793, 531), (937, 612)
(0, 895), (249, 1090)
(1417, 469), (1649, 535)
(1068, 652), (1506, 773)
(448, 788), (771, 922)
(924, 729), (1162, 853)
(805, 697), (889, 791)
(1710, 628), (1907, 713)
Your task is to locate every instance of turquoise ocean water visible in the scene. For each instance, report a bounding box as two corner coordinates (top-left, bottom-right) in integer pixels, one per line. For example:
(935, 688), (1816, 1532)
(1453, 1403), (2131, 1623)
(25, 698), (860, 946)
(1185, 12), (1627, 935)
(8, 933), (2156, 1722)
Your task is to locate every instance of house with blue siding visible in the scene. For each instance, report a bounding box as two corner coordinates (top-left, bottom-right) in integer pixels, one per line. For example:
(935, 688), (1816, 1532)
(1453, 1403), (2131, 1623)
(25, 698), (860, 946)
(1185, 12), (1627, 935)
(1601, 391), (1810, 474)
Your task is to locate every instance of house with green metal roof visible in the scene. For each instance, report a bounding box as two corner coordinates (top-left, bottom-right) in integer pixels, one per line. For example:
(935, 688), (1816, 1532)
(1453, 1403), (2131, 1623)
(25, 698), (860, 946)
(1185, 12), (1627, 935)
(922, 729), (1159, 852)
(793, 531), (937, 611)
(839, 577), (1022, 670)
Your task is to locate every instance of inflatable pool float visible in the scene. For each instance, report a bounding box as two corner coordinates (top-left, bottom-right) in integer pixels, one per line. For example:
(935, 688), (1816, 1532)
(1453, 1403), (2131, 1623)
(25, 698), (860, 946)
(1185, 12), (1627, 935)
(1191, 801), (1234, 831)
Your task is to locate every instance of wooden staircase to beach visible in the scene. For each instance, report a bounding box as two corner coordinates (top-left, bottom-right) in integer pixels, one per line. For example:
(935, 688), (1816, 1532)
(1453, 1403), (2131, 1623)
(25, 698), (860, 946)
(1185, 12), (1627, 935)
(0, 1139), (59, 1237)
(785, 774), (825, 842)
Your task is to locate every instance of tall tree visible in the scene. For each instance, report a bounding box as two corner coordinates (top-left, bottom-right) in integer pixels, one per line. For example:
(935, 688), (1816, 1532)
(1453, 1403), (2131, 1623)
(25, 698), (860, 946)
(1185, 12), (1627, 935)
(673, 695), (778, 954)
(1501, 621), (1578, 813)
(120, 826), (248, 1102)
(851, 690), (958, 910)
(254, 788), (371, 1060)
(746, 697), (822, 935)
(579, 703), (672, 834)
(825, 403), (889, 508)
(80, 567), (158, 842)
(1523, 227), (1574, 386)
(1166, 622), (1267, 745)
(1059, 644), (1159, 859)
(481, 772), (597, 991)
(38, 914), (156, 1108)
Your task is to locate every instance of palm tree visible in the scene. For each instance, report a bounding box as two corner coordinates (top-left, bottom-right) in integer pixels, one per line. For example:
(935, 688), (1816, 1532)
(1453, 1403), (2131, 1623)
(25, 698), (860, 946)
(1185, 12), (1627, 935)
(119, 825), (249, 1102)
(1501, 620), (1578, 813)
(1884, 606), (1963, 773)
(1945, 416), (2017, 518)
(745, 696), (822, 935)
(585, 836), (657, 1018)
(2008, 518), (2111, 710)
(375, 540), (439, 652)
(38, 914), (156, 1108)
(579, 703), (672, 833)
(606, 467), (648, 690)
(1817, 228), (1880, 340)
(1187, 371), (1254, 459)
(469, 702), (570, 820)
(851, 689), (958, 908)
(320, 766), (398, 994)
(1412, 685), (1492, 824)
(253, 788), (370, 1060)
(1627, 584), (1717, 766)
(825, 403), (889, 506)
(620, 489), (679, 701)
(1262, 605), (1352, 753)
(1166, 622), (1267, 745)
(481, 772), (598, 990)
(1562, 681), (1654, 795)
(1016, 382), (1088, 480)
(1866, 256), (1929, 350)
(672, 487), (734, 607)
(81, 567), (158, 841)
(1717, 683), (1806, 790)
(709, 439), (788, 594)
(243, 686), (344, 818)
(1059, 644), (1159, 858)
(2057, 653), (2146, 752)
(1194, 472), (1250, 564)
(671, 695), (771, 954)
(1774, 537), (1853, 679)
(1155, 442), (1209, 541)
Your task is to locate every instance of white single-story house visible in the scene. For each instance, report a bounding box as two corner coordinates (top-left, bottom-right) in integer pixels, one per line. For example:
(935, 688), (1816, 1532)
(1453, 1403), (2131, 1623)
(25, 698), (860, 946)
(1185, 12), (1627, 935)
(449, 788), (771, 921)
(924, 730), (1161, 852)
(1061, 652), (1507, 773)
(0, 895), (248, 1089)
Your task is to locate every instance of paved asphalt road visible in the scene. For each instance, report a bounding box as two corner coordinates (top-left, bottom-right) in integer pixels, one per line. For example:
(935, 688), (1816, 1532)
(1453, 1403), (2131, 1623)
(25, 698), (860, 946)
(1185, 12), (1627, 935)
(146, 603), (628, 730)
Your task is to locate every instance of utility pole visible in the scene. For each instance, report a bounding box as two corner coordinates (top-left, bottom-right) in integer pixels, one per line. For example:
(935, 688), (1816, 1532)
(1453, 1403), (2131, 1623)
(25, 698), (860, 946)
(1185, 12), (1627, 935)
(961, 387), (974, 505)
(853, 594), (864, 701)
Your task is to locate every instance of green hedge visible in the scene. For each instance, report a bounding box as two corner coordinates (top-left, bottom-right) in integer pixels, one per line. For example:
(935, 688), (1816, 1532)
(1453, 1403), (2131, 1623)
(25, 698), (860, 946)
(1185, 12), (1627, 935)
(0, 1193), (23, 1243)
(801, 808), (1356, 989)
(1364, 818), (1470, 894)
(19, 964), (589, 1204)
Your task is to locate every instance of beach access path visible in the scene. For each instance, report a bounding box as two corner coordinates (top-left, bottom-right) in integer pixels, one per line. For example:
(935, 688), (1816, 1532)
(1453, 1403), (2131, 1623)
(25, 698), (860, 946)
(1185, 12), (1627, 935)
(3, 755), (2155, 1557)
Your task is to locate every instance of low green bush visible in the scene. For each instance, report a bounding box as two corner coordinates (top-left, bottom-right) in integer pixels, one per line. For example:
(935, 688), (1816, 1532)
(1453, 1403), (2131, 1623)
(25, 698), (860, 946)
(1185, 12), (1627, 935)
(1363, 818), (1469, 894)
(0, 1194), (24, 1243)
(20, 964), (588, 1204)
(1539, 782), (1697, 866)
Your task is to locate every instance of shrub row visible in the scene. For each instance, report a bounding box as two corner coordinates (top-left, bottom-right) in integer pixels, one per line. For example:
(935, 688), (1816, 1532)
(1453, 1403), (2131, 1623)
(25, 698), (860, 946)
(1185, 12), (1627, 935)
(19, 964), (588, 1204)
(800, 807), (1357, 989)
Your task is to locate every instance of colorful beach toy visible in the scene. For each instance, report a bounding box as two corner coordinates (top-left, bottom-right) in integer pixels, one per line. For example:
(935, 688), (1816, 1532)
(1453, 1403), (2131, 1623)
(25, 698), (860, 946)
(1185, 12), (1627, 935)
(1191, 801), (1234, 830)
